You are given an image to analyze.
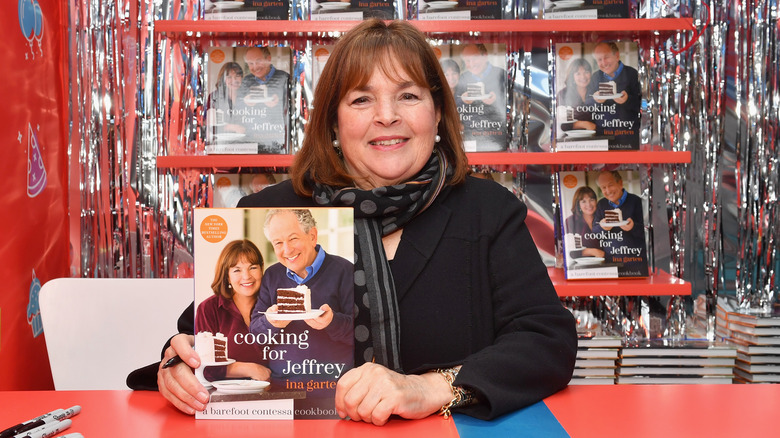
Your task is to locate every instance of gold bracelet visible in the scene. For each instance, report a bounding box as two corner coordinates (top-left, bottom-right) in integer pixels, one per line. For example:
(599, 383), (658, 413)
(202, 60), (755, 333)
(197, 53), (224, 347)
(434, 367), (476, 419)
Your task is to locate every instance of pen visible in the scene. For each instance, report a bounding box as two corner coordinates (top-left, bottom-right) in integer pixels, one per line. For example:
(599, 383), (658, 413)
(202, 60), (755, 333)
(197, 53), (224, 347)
(13, 419), (71, 438)
(0, 406), (80, 438)
(163, 355), (183, 369)
(56, 434), (83, 438)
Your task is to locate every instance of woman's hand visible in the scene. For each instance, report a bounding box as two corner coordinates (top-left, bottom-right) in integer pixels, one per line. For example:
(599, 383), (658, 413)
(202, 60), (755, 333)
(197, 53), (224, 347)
(304, 304), (334, 330)
(335, 363), (453, 426)
(157, 334), (209, 415)
(226, 362), (272, 381)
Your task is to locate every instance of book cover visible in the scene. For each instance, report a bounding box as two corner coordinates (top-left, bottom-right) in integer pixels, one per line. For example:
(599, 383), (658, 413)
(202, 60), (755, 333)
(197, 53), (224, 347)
(621, 339), (737, 358)
(205, 46), (291, 154)
(193, 207), (355, 419)
(436, 43), (508, 152)
(542, 0), (630, 19)
(736, 352), (780, 364)
(617, 366), (734, 376)
(553, 41), (641, 151)
(576, 348), (619, 359)
(212, 173), (288, 208)
(577, 335), (622, 348)
(733, 368), (780, 383)
(569, 376), (616, 385)
(310, 0), (395, 21)
(616, 375), (733, 385)
(558, 170), (649, 279)
(416, 0), (505, 20)
(205, 0), (290, 20)
(572, 368), (616, 377)
(619, 357), (736, 367)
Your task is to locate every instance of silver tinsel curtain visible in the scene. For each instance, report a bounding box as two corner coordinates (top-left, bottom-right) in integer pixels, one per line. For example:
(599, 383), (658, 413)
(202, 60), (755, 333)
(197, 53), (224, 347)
(69, 1), (779, 334)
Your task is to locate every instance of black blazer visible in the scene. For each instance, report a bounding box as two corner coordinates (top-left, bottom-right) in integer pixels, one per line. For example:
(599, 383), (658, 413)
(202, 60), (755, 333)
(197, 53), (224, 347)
(152, 177), (576, 420)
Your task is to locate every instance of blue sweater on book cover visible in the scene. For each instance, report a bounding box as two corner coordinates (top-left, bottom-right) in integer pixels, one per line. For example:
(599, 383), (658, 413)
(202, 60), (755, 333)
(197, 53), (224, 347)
(249, 249), (354, 382)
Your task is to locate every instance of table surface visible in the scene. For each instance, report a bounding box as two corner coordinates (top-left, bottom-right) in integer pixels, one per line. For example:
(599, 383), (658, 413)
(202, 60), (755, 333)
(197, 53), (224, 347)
(1, 384), (779, 438)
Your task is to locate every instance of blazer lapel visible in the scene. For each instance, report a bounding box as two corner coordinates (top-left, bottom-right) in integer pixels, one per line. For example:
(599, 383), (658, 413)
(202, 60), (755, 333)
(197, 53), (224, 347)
(391, 197), (452, 302)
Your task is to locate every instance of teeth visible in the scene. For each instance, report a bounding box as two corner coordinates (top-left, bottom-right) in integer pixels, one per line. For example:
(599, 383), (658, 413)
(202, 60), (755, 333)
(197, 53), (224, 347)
(370, 139), (404, 146)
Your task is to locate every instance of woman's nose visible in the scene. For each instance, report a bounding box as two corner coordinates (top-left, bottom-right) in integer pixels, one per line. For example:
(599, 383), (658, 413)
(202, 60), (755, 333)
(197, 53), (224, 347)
(374, 99), (400, 125)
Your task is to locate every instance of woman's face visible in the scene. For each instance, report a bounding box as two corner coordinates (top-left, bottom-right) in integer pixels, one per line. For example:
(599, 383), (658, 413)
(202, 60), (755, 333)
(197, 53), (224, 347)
(444, 67), (459, 90)
(336, 63), (441, 189)
(578, 195), (597, 216)
(224, 70), (243, 90)
(573, 66), (591, 88)
(227, 256), (262, 298)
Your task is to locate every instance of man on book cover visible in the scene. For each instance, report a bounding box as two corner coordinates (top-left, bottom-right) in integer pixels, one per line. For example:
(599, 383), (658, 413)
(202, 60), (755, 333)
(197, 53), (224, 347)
(249, 209), (354, 387)
(591, 170), (648, 276)
(454, 43), (507, 151)
(237, 46), (289, 153)
(587, 42), (641, 149)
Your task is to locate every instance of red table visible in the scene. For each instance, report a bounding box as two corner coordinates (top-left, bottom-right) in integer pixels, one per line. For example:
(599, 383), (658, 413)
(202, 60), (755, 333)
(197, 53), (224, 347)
(2, 384), (779, 437)
(546, 384), (780, 438)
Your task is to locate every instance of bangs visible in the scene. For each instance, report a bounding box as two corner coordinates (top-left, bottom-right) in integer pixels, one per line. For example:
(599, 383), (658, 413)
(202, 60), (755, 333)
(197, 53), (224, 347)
(338, 44), (432, 99)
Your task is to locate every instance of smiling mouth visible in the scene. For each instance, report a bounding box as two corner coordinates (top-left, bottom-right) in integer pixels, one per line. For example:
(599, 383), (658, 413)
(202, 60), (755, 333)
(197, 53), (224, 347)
(370, 138), (405, 146)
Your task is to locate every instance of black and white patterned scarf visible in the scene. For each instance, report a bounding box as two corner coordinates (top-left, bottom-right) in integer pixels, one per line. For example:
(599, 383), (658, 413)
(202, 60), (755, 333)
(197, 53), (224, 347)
(310, 149), (450, 372)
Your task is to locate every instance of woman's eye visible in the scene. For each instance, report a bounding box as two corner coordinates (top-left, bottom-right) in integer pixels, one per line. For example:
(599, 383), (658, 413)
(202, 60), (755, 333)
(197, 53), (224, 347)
(401, 93), (419, 101)
(351, 96), (369, 105)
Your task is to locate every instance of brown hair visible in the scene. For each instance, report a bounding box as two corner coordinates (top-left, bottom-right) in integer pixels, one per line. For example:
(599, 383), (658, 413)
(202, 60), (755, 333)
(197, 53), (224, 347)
(290, 19), (469, 196)
(211, 239), (264, 299)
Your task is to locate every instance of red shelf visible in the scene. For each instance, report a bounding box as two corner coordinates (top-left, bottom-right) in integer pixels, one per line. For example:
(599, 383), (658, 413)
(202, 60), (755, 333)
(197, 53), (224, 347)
(156, 154), (294, 169)
(153, 18), (694, 38)
(156, 150), (690, 169)
(549, 267), (691, 297)
(467, 150), (691, 165)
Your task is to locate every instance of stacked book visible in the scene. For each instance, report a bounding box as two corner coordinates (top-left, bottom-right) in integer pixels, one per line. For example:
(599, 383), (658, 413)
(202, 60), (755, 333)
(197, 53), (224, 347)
(571, 335), (621, 385)
(716, 296), (780, 383)
(616, 339), (736, 384)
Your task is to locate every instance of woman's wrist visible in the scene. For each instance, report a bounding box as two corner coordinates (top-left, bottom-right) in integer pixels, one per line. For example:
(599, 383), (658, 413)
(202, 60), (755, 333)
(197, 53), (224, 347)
(433, 366), (478, 418)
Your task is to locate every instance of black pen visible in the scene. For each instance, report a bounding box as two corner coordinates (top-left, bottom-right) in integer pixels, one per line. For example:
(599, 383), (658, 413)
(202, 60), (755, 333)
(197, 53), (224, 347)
(0, 406), (80, 438)
(163, 355), (184, 369)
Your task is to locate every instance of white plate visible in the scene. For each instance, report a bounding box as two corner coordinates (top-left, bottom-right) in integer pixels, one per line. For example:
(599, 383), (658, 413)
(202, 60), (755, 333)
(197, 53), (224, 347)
(212, 379), (270, 394)
(599, 219), (629, 227)
(201, 358), (236, 367)
(320, 2), (351, 10)
(427, 1), (459, 9)
(212, 1), (244, 9)
(565, 129), (596, 138)
(593, 92), (623, 100)
(244, 96), (272, 104)
(461, 93), (491, 101)
(213, 132), (246, 142)
(552, 0), (584, 7)
(262, 309), (325, 321)
(574, 257), (605, 266)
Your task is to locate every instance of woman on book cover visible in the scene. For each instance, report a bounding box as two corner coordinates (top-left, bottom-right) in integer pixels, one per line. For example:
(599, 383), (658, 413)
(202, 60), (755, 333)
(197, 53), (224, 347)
(557, 57), (597, 133)
(206, 61), (247, 139)
(195, 239), (271, 382)
(565, 186), (605, 258)
(155, 19), (576, 424)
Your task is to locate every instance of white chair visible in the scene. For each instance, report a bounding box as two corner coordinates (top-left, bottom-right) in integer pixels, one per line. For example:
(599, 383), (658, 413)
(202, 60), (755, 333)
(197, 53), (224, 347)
(39, 278), (192, 390)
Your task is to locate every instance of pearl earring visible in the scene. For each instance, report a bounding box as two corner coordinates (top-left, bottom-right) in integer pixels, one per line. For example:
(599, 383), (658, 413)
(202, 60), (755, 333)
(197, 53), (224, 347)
(434, 135), (441, 143)
(333, 139), (340, 147)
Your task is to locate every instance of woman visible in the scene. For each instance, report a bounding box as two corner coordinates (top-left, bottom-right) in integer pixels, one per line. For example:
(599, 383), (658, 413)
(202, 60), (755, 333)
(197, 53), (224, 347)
(195, 239), (271, 382)
(206, 61), (246, 136)
(557, 57), (597, 132)
(566, 186), (605, 257)
(157, 19), (576, 424)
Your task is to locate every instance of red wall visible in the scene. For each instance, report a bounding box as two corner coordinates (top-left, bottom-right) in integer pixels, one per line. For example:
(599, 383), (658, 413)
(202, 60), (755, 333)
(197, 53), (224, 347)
(0, 0), (69, 390)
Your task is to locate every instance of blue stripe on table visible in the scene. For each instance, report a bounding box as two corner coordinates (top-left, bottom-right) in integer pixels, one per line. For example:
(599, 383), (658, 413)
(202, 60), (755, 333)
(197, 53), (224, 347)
(453, 401), (569, 438)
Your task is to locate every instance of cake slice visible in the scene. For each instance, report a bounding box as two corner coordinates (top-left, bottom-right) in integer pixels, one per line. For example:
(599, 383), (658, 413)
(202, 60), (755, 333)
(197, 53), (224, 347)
(276, 285), (312, 314)
(195, 331), (228, 363)
(603, 208), (623, 224)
